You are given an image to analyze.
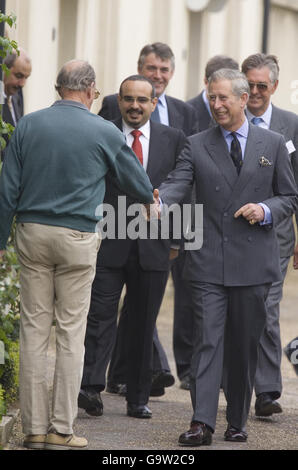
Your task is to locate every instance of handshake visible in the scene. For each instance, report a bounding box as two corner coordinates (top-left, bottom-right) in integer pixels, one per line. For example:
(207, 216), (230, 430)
(144, 188), (161, 220)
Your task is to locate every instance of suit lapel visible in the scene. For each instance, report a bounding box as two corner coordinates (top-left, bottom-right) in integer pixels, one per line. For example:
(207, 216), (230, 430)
(166, 96), (183, 129)
(269, 105), (286, 135)
(204, 125), (239, 189)
(225, 124), (265, 208)
(146, 122), (168, 181)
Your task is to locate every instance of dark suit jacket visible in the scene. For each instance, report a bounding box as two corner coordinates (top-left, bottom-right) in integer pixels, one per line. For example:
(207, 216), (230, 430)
(1, 89), (24, 161)
(268, 104), (298, 258)
(98, 93), (198, 137)
(187, 90), (211, 132)
(2, 89), (24, 126)
(97, 119), (186, 271)
(159, 124), (298, 286)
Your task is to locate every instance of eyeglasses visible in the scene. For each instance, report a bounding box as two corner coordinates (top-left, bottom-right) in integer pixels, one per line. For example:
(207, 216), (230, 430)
(121, 96), (151, 104)
(94, 89), (100, 99)
(248, 82), (269, 92)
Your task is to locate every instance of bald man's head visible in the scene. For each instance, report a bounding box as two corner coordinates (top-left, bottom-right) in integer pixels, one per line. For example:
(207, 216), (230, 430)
(55, 60), (96, 96)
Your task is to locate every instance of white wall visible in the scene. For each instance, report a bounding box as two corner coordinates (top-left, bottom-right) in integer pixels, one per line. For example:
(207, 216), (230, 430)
(4, 0), (298, 115)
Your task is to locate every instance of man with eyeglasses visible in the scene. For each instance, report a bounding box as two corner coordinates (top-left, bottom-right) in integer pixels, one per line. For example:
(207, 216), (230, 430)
(99, 43), (198, 398)
(0, 61), (154, 449)
(79, 75), (186, 419)
(242, 53), (298, 418)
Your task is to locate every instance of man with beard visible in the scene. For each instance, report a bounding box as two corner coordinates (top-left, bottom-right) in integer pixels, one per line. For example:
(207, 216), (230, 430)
(100, 42), (198, 396)
(78, 75), (186, 419)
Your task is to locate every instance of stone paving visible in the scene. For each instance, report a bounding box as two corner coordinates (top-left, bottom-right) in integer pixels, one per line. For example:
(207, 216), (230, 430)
(5, 264), (298, 451)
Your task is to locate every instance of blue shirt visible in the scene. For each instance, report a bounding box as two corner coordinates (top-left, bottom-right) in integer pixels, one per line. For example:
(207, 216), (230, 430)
(157, 93), (169, 126)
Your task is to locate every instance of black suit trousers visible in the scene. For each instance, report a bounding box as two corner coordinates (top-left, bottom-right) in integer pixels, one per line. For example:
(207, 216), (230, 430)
(81, 245), (168, 405)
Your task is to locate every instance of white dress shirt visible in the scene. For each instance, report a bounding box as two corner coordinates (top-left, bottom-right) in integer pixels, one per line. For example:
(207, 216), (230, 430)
(122, 120), (151, 171)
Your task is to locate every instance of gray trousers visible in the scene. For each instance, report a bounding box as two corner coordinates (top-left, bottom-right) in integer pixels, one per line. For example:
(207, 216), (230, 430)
(190, 281), (270, 432)
(254, 256), (290, 399)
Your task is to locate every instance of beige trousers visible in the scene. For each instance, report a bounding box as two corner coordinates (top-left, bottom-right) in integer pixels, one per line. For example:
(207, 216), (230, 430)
(15, 223), (100, 435)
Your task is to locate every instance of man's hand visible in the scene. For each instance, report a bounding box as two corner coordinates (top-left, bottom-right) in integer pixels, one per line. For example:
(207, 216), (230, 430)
(234, 203), (265, 225)
(169, 248), (179, 261)
(293, 244), (298, 269)
(144, 189), (161, 220)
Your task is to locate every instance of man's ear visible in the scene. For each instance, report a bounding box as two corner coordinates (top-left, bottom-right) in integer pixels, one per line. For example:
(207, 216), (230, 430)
(271, 79), (279, 95)
(151, 96), (158, 111)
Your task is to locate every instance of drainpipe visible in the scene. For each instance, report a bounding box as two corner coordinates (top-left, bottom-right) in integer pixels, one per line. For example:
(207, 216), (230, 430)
(262, 0), (271, 53)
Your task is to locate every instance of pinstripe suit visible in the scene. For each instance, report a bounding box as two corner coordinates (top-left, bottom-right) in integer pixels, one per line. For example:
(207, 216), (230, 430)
(159, 123), (298, 431)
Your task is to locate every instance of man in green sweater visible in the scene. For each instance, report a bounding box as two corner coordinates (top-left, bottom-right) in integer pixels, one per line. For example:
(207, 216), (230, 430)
(0, 59), (153, 450)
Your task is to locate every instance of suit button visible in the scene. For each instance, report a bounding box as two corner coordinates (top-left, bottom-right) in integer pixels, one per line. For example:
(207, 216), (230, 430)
(224, 236), (228, 242)
(223, 212), (228, 217)
(247, 236), (252, 242)
(215, 186), (220, 191)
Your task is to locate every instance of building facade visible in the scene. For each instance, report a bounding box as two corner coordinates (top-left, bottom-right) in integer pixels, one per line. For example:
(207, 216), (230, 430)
(5, 0), (298, 115)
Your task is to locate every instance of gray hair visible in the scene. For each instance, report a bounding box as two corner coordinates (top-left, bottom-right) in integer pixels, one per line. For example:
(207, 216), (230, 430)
(4, 51), (18, 69)
(55, 60), (96, 92)
(241, 53), (279, 83)
(208, 68), (250, 97)
(138, 42), (175, 71)
(4, 48), (31, 69)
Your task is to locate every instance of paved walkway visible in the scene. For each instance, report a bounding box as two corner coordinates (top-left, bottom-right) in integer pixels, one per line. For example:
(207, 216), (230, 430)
(5, 264), (298, 451)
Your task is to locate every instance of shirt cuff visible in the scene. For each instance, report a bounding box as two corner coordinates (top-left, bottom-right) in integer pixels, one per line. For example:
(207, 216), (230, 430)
(258, 203), (272, 225)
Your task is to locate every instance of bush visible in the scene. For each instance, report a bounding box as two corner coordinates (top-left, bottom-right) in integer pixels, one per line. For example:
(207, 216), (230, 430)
(0, 227), (20, 419)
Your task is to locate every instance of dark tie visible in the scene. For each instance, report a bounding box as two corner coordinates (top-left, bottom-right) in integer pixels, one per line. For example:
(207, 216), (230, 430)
(251, 116), (263, 126)
(151, 102), (160, 123)
(230, 132), (242, 174)
(131, 129), (143, 166)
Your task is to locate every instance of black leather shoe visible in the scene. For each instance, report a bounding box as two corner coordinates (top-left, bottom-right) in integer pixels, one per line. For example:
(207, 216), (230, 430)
(180, 376), (190, 391)
(255, 392), (282, 417)
(127, 403), (152, 419)
(78, 388), (103, 416)
(224, 425), (247, 442)
(151, 371), (175, 396)
(106, 382), (127, 396)
(150, 387), (165, 397)
(178, 422), (212, 446)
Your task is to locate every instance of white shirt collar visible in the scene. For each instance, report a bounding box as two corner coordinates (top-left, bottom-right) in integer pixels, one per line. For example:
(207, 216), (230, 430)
(122, 119), (150, 140)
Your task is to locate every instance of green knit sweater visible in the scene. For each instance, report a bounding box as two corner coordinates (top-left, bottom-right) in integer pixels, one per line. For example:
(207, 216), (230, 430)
(0, 100), (153, 249)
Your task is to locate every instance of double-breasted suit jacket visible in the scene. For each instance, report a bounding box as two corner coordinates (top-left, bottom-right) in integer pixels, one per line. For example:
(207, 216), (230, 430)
(159, 123), (298, 287)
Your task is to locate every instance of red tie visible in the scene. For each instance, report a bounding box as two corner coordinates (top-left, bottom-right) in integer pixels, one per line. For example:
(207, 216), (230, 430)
(131, 130), (143, 166)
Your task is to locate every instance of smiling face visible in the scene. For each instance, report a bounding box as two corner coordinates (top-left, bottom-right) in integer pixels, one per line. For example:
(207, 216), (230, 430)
(208, 79), (248, 131)
(138, 52), (174, 97)
(245, 66), (278, 116)
(118, 79), (157, 129)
